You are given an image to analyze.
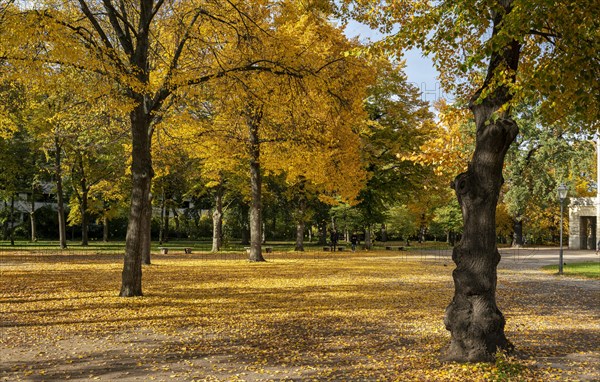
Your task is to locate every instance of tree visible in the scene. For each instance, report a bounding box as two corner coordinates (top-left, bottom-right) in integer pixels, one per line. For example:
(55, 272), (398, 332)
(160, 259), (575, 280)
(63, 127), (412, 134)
(177, 4), (373, 261)
(356, 61), (434, 248)
(3, 0), (351, 295)
(503, 106), (595, 246)
(342, 0), (600, 362)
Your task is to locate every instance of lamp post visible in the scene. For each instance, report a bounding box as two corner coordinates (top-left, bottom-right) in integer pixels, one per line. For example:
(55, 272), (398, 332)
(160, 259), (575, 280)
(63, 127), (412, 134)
(558, 183), (568, 275)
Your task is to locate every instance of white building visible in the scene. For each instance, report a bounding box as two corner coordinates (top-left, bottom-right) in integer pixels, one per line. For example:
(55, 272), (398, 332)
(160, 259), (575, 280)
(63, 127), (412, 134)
(568, 136), (600, 250)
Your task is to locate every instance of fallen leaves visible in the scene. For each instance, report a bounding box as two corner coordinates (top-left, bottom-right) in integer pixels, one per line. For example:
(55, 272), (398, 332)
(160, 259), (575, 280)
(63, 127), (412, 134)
(0, 251), (598, 381)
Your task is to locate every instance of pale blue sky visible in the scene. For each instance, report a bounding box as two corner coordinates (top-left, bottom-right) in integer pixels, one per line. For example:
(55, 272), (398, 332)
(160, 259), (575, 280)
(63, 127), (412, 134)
(343, 21), (448, 105)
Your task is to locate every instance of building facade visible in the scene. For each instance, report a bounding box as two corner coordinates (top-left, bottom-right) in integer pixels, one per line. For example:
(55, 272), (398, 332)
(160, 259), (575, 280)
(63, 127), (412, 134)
(568, 136), (600, 250)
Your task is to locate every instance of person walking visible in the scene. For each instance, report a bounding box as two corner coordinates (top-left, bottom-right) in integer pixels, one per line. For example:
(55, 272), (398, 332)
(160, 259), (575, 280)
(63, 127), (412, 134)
(350, 232), (358, 252)
(330, 229), (339, 252)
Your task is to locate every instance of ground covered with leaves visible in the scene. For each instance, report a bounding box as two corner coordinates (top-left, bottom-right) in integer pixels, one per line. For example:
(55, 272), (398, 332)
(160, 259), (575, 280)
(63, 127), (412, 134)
(1, 251), (599, 381)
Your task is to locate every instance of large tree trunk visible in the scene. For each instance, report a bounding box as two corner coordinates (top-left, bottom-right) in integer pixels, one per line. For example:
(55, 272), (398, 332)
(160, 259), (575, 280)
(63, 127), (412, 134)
(247, 107), (265, 262)
(211, 185), (223, 252)
(54, 137), (67, 249)
(120, 102), (153, 297)
(442, 3), (521, 363)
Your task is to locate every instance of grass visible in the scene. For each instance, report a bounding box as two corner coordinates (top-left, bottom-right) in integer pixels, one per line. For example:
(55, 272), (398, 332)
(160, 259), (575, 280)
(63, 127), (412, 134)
(542, 261), (600, 279)
(1, 250), (598, 381)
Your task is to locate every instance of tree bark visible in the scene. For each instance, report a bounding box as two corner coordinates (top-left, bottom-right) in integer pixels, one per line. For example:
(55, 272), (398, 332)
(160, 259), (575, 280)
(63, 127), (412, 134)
(120, 101), (153, 296)
(2, 201), (8, 240)
(54, 137), (67, 249)
(512, 218), (524, 247)
(141, 184), (152, 265)
(294, 199), (306, 251)
(9, 194), (15, 246)
(442, 2), (521, 363)
(211, 184), (223, 252)
(102, 215), (109, 242)
(364, 225), (372, 250)
(29, 183), (36, 242)
(319, 220), (327, 245)
(80, 185), (89, 246)
(247, 106), (265, 262)
(159, 187), (165, 244)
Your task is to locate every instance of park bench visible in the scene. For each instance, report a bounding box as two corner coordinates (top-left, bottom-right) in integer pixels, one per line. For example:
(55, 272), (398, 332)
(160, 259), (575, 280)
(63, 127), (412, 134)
(323, 246), (345, 251)
(158, 247), (193, 255)
(244, 247), (273, 254)
(385, 246), (405, 251)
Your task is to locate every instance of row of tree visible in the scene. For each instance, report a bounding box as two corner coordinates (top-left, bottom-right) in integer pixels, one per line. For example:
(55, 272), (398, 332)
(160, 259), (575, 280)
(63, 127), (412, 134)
(1, 0), (598, 363)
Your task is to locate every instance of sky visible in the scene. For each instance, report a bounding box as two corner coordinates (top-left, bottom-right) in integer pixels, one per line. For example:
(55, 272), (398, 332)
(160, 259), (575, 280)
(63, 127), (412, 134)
(343, 21), (450, 106)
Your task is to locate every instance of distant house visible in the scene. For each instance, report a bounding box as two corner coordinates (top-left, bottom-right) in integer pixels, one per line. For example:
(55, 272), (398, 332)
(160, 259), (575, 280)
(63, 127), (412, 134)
(5, 182), (57, 227)
(568, 137), (599, 250)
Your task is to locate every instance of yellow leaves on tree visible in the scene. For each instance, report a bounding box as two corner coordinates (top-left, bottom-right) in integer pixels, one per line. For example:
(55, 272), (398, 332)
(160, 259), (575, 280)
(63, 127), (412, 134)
(404, 100), (474, 184)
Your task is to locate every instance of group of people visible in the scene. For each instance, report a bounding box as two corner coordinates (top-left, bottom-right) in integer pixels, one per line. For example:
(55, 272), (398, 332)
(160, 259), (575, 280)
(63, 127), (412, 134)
(329, 230), (359, 252)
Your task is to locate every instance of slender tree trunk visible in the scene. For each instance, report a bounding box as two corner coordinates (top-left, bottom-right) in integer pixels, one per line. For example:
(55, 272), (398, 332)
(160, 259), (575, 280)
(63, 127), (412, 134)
(2, 201), (8, 240)
(54, 137), (67, 249)
(381, 223), (387, 242)
(9, 194), (15, 246)
(81, 187), (89, 246)
(120, 102), (153, 297)
(442, 3), (520, 362)
(172, 207), (179, 239)
(364, 225), (372, 250)
(211, 185), (223, 252)
(141, 185), (152, 265)
(294, 198), (306, 251)
(248, 107), (265, 262)
(240, 203), (250, 245)
(164, 206), (169, 243)
(29, 183), (36, 242)
(159, 188), (165, 244)
(103, 215), (109, 242)
(319, 220), (327, 245)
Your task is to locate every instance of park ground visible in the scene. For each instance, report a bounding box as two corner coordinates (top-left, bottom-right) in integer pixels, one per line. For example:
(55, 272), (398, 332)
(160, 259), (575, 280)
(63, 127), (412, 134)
(0, 247), (599, 381)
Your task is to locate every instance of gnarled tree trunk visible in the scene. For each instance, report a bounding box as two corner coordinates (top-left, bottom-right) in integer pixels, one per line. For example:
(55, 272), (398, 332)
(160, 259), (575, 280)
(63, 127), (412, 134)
(442, 2), (521, 363)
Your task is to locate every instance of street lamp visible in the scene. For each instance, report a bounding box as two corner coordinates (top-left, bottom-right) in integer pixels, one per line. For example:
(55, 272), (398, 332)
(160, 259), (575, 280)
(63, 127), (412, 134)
(557, 183), (568, 275)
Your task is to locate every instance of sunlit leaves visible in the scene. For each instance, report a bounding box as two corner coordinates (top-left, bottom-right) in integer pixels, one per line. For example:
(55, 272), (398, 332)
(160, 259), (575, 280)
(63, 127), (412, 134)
(0, 251), (598, 380)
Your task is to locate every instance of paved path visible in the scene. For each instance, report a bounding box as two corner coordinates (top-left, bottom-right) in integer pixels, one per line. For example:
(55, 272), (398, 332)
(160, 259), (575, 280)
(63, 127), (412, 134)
(498, 247), (600, 270)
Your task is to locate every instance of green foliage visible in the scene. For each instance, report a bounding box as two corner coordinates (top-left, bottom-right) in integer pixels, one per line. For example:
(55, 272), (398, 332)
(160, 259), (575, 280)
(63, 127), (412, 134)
(432, 202), (463, 236)
(385, 204), (418, 240)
